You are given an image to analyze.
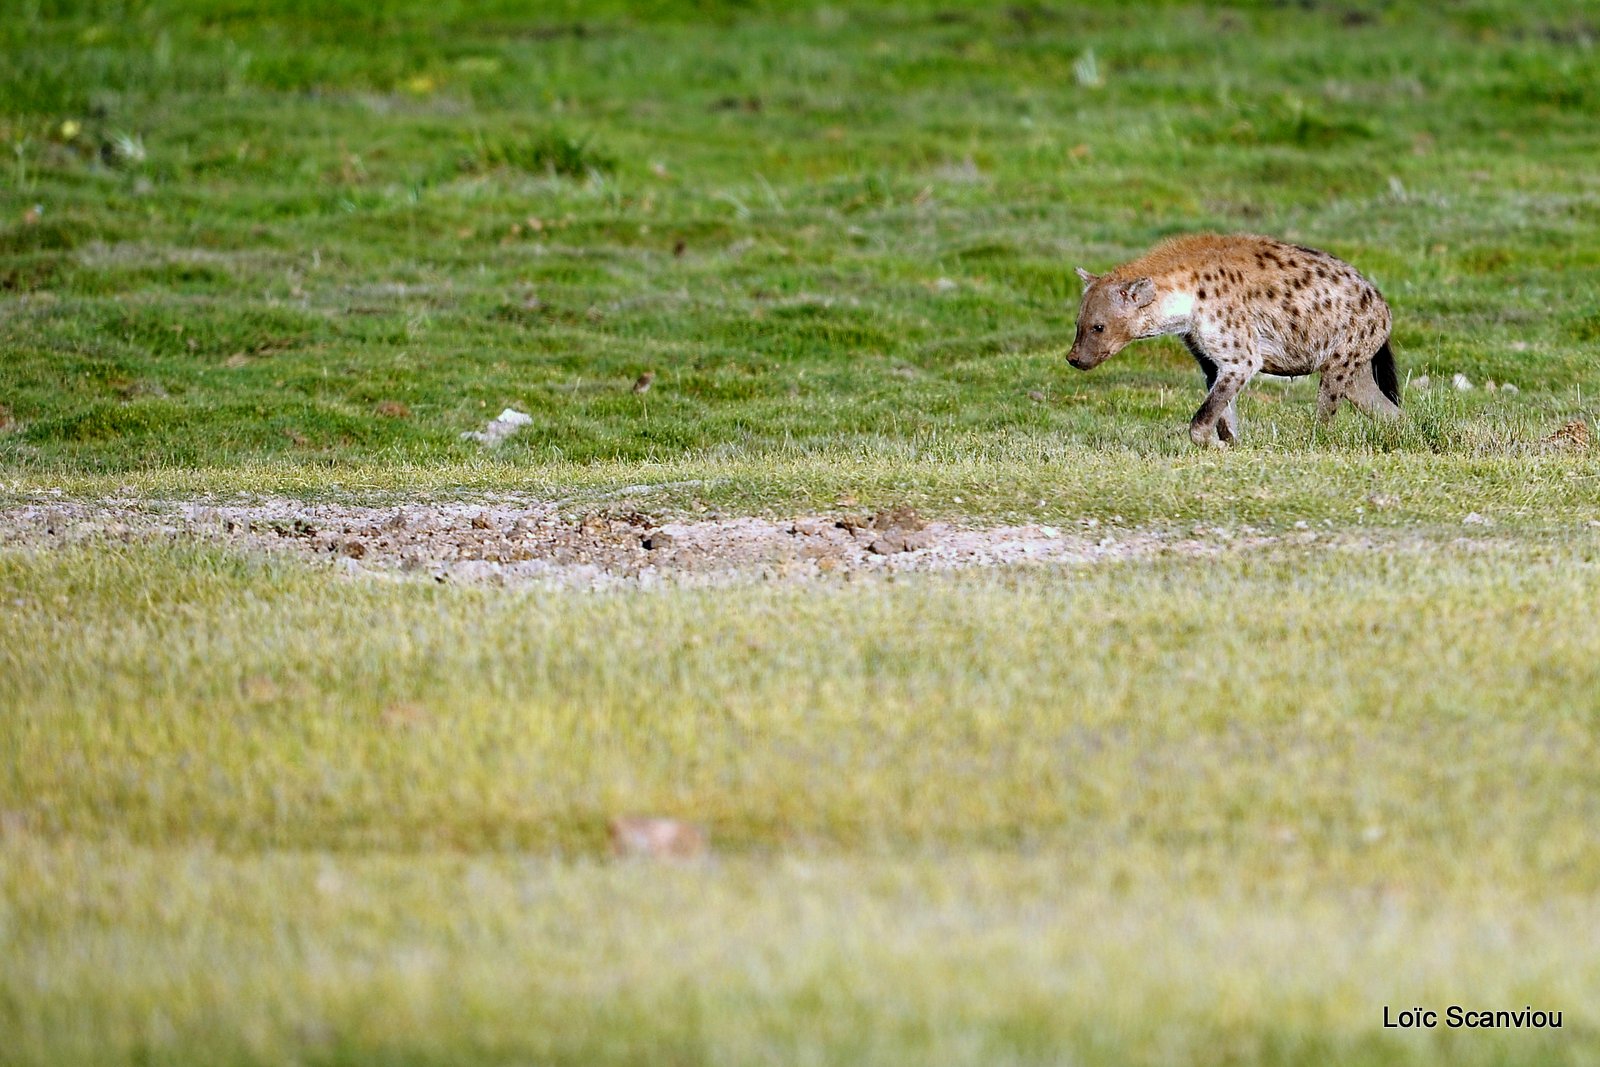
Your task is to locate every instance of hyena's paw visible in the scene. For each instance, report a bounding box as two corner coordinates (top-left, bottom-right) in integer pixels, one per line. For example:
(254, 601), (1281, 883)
(1189, 422), (1229, 449)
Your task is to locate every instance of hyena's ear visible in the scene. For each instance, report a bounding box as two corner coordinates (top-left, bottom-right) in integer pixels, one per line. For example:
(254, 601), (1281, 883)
(1075, 267), (1098, 285)
(1115, 277), (1156, 308)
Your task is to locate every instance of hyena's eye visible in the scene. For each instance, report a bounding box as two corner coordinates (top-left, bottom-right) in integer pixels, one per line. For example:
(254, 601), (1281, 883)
(1092, 324), (1105, 333)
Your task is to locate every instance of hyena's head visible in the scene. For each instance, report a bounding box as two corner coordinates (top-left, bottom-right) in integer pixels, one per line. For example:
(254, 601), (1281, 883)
(1067, 268), (1156, 370)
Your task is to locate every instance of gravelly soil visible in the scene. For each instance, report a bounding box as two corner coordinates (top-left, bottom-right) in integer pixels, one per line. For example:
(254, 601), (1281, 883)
(0, 495), (1297, 588)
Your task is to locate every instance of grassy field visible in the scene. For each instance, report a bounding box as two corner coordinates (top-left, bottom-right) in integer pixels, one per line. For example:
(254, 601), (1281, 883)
(7, 537), (1600, 1065)
(4, 0), (1600, 1063)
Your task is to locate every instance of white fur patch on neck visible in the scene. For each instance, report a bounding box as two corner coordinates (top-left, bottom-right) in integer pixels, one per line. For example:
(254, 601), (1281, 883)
(1157, 289), (1196, 322)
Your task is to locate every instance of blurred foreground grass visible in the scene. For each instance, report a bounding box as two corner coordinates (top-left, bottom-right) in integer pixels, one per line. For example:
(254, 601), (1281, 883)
(4, 538), (1600, 1063)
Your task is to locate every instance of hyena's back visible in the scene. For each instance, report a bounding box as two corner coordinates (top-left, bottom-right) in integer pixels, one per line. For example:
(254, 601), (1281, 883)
(1118, 234), (1393, 379)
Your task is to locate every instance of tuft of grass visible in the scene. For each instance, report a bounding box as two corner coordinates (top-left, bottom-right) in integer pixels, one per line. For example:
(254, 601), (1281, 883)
(463, 128), (616, 178)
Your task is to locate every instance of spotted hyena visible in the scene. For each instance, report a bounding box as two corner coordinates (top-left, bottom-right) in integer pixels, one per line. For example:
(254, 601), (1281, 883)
(1067, 233), (1400, 446)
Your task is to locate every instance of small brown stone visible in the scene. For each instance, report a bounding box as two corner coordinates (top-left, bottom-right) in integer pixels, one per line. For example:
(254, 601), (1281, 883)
(869, 530), (908, 554)
(380, 702), (428, 729)
(608, 816), (708, 860)
(242, 675), (281, 703)
(870, 506), (923, 531)
(1547, 419), (1590, 449)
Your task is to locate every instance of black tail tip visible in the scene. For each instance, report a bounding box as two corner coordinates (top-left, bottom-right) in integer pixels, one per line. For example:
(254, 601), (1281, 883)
(1374, 339), (1400, 406)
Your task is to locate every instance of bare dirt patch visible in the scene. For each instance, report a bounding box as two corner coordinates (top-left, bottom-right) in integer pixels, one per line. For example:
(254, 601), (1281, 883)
(0, 495), (1287, 587)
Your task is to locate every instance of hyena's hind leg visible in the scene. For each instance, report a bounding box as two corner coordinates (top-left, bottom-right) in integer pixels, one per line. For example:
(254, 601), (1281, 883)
(1346, 340), (1403, 419)
(1318, 340), (1402, 422)
(1315, 372), (1344, 422)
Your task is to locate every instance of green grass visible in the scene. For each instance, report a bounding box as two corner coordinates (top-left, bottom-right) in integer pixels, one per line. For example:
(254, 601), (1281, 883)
(2, 0), (1598, 478)
(6, 1), (1600, 1063)
(6, 539), (1600, 1064)
(10, 425), (1600, 530)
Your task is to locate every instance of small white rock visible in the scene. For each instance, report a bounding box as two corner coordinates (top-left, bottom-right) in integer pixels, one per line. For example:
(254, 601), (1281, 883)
(1452, 373), (1474, 391)
(1039, 525), (1060, 539)
(1463, 512), (1492, 526)
(461, 408), (534, 446)
(495, 408), (534, 427)
(1412, 375), (1430, 389)
(1501, 383), (1520, 395)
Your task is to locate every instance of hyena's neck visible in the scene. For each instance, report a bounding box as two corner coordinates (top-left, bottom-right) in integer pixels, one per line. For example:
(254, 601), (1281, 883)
(1141, 282), (1198, 339)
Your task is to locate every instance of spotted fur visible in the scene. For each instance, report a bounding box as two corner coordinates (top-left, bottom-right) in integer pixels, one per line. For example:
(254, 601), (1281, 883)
(1068, 233), (1400, 446)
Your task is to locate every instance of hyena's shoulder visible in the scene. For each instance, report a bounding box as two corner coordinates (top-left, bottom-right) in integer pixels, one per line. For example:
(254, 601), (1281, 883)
(1114, 233), (1262, 281)
(1114, 234), (1304, 292)
(1106, 235), (1280, 309)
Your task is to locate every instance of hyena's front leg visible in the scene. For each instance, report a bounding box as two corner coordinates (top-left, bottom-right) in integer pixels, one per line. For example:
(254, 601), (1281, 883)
(1184, 339), (1241, 444)
(1190, 368), (1252, 447)
(1216, 396), (1240, 443)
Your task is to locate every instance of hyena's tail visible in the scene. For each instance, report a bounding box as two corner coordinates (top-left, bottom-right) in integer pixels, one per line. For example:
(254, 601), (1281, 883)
(1373, 338), (1400, 407)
